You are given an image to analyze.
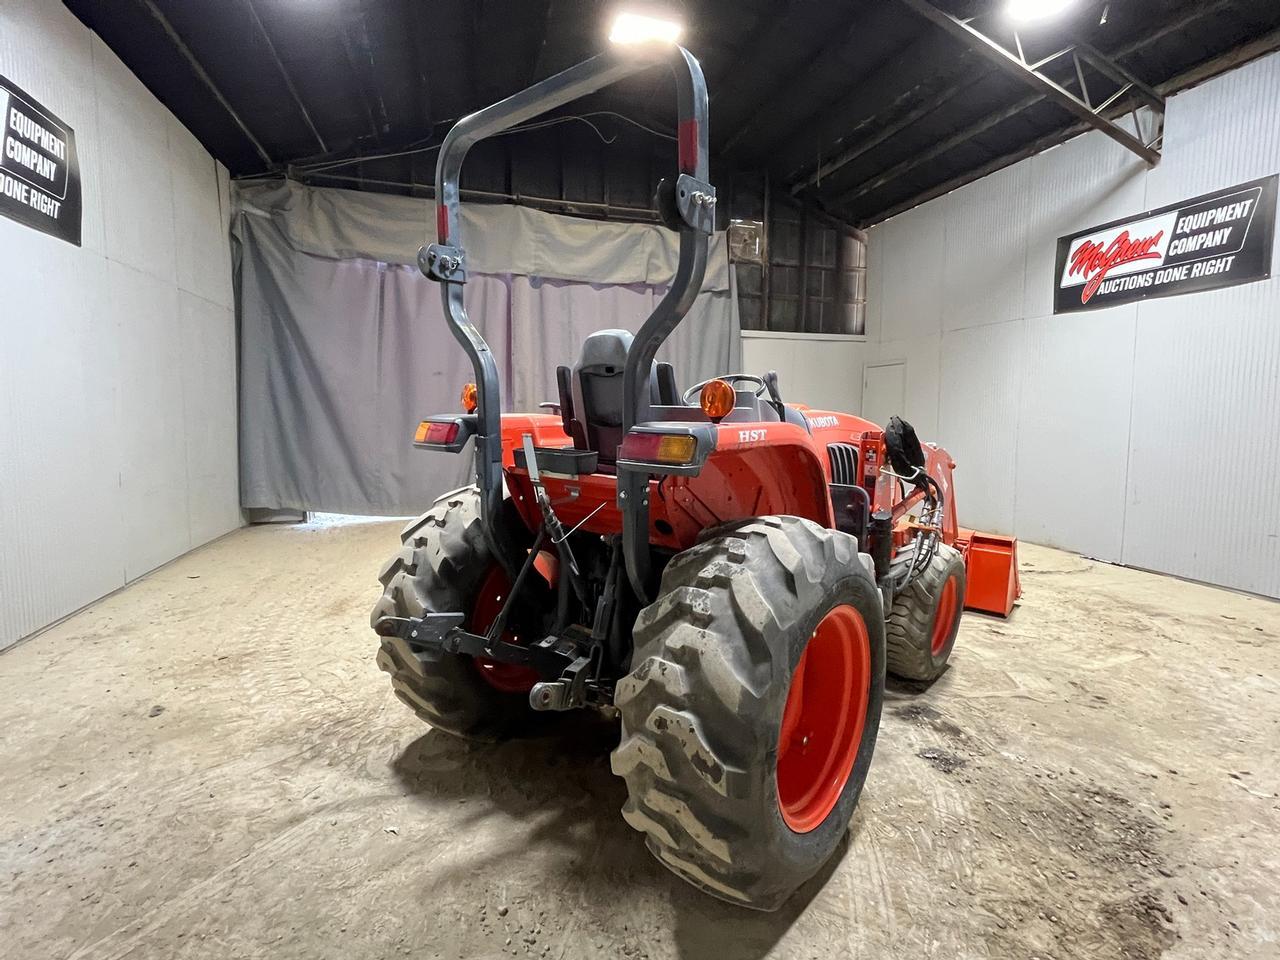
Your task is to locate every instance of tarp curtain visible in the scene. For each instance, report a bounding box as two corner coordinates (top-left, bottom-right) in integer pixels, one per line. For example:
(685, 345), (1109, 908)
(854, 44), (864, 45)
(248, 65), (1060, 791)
(232, 180), (741, 516)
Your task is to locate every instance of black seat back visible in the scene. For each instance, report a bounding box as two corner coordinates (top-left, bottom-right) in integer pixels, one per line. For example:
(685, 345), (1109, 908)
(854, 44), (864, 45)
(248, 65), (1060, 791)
(571, 330), (631, 468)
(655, 362), (679, 406)
(570, 329), (663, 469)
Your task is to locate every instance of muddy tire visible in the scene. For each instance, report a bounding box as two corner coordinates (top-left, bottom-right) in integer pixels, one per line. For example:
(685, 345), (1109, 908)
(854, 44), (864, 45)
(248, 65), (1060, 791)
(371, 486), (544, 741)
(886, 542), (966, 682)
(611, 516), (885, 911)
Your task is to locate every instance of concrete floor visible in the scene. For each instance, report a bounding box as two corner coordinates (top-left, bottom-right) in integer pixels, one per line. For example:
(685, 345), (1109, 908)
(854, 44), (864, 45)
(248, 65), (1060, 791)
(1, 517), (1278, 960)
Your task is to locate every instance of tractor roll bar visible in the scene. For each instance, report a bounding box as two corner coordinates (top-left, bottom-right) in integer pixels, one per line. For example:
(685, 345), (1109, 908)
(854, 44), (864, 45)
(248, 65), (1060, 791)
(418, 45), (714, 592)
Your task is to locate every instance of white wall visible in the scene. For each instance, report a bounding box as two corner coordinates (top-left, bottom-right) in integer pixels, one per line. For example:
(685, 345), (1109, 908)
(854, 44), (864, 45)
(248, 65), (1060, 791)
(0, 0), (240, 648)
(866, 52), (1280, 598)
(741, 331), (867, 412)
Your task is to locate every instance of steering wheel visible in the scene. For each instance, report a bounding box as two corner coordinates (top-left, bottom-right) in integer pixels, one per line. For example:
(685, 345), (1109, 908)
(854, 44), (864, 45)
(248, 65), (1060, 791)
(682, 374), (767, 405)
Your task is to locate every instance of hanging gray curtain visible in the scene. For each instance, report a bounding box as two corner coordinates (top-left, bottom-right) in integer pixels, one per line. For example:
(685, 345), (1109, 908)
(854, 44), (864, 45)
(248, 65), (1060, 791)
(233, 180), (740, 516)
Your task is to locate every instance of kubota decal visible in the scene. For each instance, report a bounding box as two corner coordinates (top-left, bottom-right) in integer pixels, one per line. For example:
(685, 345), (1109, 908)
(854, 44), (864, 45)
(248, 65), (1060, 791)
(809, 415), (840, 429)
(1053, 176), (1276, 314)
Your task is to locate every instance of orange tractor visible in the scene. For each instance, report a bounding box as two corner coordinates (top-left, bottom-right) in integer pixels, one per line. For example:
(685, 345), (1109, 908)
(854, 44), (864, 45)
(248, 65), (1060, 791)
(372, 43), (1019, 910)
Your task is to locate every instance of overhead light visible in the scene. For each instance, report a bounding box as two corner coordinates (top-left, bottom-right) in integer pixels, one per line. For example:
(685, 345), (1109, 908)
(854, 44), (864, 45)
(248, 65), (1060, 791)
(1006, 0), (1076, 24)
(609, 11), (683, 46)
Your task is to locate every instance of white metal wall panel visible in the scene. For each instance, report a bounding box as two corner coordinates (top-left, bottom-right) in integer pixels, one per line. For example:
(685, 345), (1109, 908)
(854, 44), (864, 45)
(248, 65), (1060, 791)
(941, 161), (1031, 331)
(877, 203), (947, 341)
(938, 320), (1025, 534)
(866, 334), (942, 440)
(1123, 281), (1280, 597)
(1015, 305), (1137, 562)
(109, 262), (190, 580)
(0, 2), (240, 648)
(741, 334), (867, 412)
(94, 36), (177, 282)
(860, 362), (905, 429)
(866, 50), (1280, 596)
(1021, 133), (1148, 319)
(1145, 54), (1280, 214)
(0, 238), (124, 644)
(171, 117), (234, 310)
(864, 227), (884, 343)
(179, 291), (241, 546)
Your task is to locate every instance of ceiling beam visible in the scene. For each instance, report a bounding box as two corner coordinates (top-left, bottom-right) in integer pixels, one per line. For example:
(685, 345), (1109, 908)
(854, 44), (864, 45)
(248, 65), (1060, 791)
(896, 0), (1161, 165)
(131, 0), (273, 167)
(721, 3), (921, 158)
(788, 0), (1230, 191)
(853, 4), (1276, 227)
(789, 77), (972, 195)
(338, 5), (391, 143)
(772, 36), (978, 183)
(1159, 22), (1280, 92)
(859, 119), (1084, 227)
(242, 0), (327, 154)
(718, 7), (866, 154)
(705, 1), (785, 103)
(831, 0), (1234, 212)
(833, 88), (1045, 208)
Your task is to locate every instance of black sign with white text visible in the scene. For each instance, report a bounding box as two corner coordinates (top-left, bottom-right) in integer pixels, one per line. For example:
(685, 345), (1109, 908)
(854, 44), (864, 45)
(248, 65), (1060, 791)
(1054, 175), (1276, 313)
(0, 75), (81, 246)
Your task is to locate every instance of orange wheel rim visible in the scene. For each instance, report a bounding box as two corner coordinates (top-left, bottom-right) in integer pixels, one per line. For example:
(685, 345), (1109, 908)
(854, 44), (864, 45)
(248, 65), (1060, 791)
(470, 557), (554, 694)
(776, 604), (871, 833)
(931, 577), (960, 656)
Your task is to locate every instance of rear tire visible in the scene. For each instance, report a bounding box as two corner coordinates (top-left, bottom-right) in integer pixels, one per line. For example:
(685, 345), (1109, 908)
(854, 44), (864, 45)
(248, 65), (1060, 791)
(611, 516), (886, 911)
(370, 486), (545, 741)
(885, 542), (966, 682)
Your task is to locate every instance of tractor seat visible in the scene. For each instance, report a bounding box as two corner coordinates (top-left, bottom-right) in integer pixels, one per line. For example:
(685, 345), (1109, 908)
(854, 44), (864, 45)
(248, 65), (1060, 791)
(556, 329), (675, 471)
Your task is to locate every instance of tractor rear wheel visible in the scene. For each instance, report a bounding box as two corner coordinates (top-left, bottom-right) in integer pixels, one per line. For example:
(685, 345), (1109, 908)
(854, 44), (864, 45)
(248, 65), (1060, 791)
(885, 542), (966, 682)
(612, 516), (886, 911)
(371, 486), (549, 741)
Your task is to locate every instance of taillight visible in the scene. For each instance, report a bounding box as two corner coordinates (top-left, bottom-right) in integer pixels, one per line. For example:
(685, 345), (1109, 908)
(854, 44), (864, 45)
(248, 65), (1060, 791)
(618, 432), (697, 465)
(415, 420), (460, 445)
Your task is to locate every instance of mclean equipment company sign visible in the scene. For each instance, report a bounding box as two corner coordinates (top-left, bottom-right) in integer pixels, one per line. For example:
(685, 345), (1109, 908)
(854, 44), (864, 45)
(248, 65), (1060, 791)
(1054, 175), (1277, 313)
(0, 74), (81, 246)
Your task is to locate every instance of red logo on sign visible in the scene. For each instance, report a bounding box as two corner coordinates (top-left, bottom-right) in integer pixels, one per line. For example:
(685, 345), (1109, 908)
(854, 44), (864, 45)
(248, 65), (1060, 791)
(1068, 230), (1165, 304)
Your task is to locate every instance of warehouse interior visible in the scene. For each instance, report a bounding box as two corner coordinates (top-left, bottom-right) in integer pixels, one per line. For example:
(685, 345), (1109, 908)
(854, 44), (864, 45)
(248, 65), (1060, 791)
(2, 0), (1278, 957)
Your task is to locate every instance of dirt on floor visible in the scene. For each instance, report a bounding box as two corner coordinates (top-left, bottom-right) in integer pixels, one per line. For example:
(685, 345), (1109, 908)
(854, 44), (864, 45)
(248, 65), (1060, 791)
(1, 516), (1278, 960)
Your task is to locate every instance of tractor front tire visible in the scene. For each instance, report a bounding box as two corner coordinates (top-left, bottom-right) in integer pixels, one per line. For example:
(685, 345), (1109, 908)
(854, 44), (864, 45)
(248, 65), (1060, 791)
(885, 542), (966, 682)
(371, 486), (542, 741)
(612, 516), (886, 911)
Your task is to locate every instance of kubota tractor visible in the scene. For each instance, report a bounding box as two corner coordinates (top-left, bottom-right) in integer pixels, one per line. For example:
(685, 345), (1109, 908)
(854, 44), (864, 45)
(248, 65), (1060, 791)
(371, 44), (1019, 911)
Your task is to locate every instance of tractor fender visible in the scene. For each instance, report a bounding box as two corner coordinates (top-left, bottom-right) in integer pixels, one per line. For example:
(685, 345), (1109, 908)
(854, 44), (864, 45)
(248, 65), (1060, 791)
(666, 422), (834, 538)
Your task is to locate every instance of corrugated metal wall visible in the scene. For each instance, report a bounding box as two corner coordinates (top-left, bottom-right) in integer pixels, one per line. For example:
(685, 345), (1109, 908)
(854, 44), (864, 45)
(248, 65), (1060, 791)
(866, 51), (1280, 599)
(741, 333), (867, 412)
(0, 0), (240, 649)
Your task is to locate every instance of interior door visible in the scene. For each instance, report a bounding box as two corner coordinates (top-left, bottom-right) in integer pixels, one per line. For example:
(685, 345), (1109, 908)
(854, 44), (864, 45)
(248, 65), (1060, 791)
(861, 361), (905, 428)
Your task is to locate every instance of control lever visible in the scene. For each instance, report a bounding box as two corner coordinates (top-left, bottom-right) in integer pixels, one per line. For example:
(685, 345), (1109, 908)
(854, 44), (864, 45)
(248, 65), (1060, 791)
(763, 369), (785, 418)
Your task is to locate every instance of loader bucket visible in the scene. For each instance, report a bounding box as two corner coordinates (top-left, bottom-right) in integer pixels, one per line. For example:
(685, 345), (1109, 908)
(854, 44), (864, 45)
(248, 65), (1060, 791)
(957, 529), (1021, 617)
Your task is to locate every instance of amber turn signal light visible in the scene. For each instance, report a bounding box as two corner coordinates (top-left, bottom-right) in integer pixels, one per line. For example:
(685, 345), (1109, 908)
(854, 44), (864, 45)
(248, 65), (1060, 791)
(461, 382), (478, 413)
(699, 378), (735, 421)
(618, 432), (697, 465)
(415, 420), (460, 445)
